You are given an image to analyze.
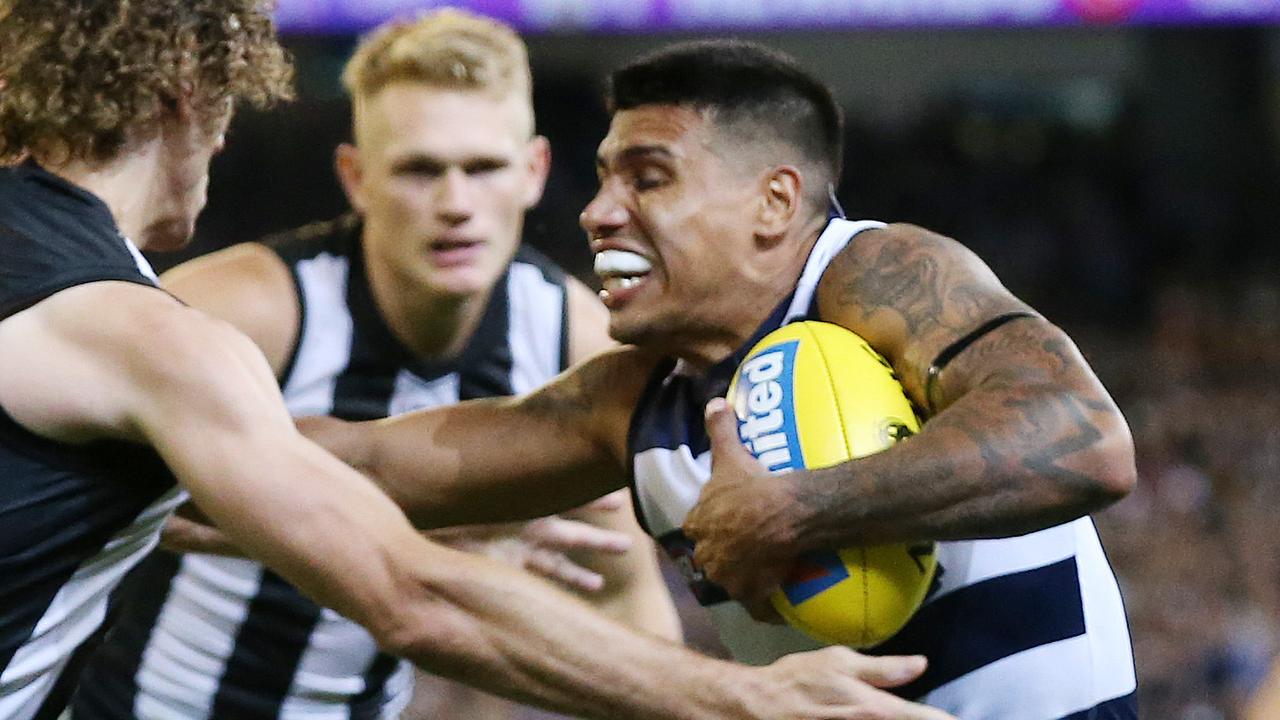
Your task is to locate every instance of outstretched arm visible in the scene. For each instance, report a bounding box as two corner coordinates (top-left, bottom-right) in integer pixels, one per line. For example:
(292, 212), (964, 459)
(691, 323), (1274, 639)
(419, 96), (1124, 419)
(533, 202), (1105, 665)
(0, 280), (954, 720)
(303, 344), (659, 528)
(685, 223), (1135, 600)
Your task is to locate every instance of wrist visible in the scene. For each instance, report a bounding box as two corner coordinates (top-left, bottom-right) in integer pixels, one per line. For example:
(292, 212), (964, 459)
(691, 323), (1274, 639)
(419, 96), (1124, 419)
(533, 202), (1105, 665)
(692, 662), (767, 720)
(782, 469), (826, 555)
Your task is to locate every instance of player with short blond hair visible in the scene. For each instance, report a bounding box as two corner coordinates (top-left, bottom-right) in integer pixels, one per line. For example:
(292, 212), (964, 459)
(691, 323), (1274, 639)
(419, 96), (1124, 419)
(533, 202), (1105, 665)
(71, 9), (678, 718)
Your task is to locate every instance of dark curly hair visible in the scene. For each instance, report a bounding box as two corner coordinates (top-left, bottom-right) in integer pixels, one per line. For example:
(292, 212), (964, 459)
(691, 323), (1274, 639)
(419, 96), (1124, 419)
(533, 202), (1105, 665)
(0, 0), (294, 165)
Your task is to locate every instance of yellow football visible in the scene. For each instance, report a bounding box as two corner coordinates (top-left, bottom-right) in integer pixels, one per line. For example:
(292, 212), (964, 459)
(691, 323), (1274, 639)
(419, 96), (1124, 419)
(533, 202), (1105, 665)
(727, 321), (936, 648)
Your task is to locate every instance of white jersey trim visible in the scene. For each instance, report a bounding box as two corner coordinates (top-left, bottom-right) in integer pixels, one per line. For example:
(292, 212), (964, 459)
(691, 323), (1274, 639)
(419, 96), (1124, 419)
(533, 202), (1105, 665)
(0, 486), (184, 720)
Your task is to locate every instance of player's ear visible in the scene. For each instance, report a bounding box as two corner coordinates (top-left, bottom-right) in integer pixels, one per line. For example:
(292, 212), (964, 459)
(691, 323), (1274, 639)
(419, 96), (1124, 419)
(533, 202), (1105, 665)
(756, 166), (802, 240)
(334, 143), (367, 214)
(521, 135), (551, 210)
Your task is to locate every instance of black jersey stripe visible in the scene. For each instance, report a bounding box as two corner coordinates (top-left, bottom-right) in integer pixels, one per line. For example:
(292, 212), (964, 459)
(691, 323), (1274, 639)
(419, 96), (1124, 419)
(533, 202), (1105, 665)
(208, 235), (405, 716)
(458, 268), (514, 400)
(209, 570), (324, 718)
(67, 551), (184, 719)
(348, 652), (401, 719)
(69, 216), (572, 717)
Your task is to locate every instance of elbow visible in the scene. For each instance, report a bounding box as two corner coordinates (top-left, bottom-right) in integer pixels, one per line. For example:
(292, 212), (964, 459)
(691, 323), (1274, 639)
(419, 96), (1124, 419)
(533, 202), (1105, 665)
(1085, 411), (1137, 508)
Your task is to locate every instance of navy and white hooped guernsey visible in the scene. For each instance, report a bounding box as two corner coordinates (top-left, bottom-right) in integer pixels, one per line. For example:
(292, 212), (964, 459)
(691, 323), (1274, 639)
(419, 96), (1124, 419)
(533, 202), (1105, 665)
(628, 218), (1138, 720)
(72, 216), (574, 720)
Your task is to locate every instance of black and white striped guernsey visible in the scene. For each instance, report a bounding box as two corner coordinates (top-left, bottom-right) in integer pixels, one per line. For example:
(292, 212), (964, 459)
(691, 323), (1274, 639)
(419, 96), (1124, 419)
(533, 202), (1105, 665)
(0, 164), (185, 720)
(72, 215), (573, 719)
(628, 218), (1138, 720)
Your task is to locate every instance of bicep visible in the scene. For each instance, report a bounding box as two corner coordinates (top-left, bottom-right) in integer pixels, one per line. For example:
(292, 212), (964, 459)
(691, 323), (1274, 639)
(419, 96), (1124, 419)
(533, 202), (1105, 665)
(816, 223), (1034, 410)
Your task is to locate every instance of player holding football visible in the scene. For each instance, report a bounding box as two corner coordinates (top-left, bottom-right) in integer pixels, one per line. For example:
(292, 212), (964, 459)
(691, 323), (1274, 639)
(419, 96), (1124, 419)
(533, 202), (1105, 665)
(0, 2), (957, 717)
(300, 40), (1140, 719)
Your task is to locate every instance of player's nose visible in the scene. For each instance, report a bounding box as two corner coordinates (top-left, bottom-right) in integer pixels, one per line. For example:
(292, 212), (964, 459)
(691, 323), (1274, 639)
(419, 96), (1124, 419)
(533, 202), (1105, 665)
(579, 183), (628, 237)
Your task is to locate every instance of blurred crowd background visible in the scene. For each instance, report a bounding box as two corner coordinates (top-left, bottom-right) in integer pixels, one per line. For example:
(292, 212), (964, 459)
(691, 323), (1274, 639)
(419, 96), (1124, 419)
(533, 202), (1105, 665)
(170, 7), (1280, 718)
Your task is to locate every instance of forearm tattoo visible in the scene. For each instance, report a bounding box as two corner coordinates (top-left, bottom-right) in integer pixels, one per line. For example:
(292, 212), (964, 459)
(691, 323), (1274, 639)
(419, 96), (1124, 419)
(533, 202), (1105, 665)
(804, 228), (1131, 543)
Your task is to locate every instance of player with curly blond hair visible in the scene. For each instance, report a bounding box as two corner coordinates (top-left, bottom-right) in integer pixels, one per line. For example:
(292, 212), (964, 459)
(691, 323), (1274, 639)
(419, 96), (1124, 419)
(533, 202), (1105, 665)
(0, 3), (952, 720)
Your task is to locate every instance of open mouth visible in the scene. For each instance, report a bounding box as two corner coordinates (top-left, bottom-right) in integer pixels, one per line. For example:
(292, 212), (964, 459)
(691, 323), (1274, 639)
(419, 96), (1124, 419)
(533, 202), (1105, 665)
(594, 249), (653, 301)
(428, 238), (484, 266)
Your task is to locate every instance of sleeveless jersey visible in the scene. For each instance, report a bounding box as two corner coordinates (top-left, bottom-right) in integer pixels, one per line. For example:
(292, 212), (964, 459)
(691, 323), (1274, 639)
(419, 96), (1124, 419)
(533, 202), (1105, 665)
(73, 216), (572, 719)
(628, 218), (1138, 720)
(0, 164), (184, 720)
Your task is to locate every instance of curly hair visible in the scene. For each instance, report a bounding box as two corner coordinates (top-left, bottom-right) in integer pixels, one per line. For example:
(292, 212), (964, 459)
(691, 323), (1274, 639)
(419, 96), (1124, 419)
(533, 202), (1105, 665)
(0, 0), (294, 165)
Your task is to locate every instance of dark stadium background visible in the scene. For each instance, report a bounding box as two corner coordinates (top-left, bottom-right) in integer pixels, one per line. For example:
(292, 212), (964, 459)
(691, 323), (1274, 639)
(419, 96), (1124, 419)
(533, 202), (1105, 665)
(160, 11), (1280, 719)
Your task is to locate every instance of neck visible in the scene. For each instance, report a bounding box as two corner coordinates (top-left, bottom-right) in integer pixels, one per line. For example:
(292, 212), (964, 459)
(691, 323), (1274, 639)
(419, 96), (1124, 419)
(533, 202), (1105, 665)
(362, 235), (492, 360)
(43, 144), (160, 249)
(673, 214), (830, 372)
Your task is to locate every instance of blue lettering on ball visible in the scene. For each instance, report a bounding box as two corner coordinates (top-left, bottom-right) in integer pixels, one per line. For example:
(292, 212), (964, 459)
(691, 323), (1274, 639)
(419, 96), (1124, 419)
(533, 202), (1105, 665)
(735, 341), (805, 473)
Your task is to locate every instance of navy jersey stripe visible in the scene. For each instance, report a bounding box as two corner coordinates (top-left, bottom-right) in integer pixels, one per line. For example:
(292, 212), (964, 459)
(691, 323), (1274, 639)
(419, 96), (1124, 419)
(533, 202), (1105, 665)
(871, 557), (1087, 699)
(69, 551), (183, 719)
(625, 359), (677, 539)
(628, 293), (798, 458)
(209, 570), (323, 718)
(1058, 691), (1137, 720)
(654, 530), (729, 606)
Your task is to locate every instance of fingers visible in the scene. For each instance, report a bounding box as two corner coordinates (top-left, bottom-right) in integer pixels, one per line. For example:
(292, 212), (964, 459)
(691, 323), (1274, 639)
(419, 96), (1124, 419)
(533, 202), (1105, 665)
(522, 548), (606, 593)
(769, 648), (956, 720)
(846, 653), (928, 688)
(159, 515), (244, 557)
(578, 489), (626, 513)
(522, 516), (632, 555)
(742, 595), (786, 624)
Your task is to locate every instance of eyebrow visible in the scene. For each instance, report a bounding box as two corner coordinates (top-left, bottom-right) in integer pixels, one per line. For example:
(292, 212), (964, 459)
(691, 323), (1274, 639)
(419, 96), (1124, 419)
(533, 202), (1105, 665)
(391, 152), (510, 173)
(596, 144), (676, 170)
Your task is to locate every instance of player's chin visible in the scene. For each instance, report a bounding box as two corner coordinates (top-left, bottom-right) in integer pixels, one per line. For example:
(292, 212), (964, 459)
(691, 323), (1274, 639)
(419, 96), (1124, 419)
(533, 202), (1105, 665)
(141, 217), (197, 252)
(424, 267), (501, 298)
(604, 311), (650, 346)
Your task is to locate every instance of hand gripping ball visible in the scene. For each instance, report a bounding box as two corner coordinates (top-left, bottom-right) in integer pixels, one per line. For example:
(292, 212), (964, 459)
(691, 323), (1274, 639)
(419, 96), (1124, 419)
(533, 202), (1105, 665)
(727, 321), (937, 648)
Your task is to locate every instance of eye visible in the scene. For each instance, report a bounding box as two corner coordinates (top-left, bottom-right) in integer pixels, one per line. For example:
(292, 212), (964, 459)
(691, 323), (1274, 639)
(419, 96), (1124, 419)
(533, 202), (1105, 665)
(464, 158), (509, 176)
(633, 168), (668, 191)
(394, 159), (446, 179)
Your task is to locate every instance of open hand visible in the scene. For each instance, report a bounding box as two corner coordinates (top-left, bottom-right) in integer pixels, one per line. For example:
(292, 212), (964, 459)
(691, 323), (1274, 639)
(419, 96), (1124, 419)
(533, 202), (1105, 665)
(751, 647), (956, 719)
(430, 494), (634, 594)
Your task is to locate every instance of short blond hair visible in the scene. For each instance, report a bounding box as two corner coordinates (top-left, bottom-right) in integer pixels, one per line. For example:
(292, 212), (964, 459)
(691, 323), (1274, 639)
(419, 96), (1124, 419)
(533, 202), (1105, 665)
(342, 9), (532, 135)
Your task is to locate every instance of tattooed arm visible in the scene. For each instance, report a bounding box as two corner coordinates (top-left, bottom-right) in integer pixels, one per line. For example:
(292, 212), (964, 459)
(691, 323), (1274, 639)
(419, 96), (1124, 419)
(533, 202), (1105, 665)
(684, 224), (1135, 605)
